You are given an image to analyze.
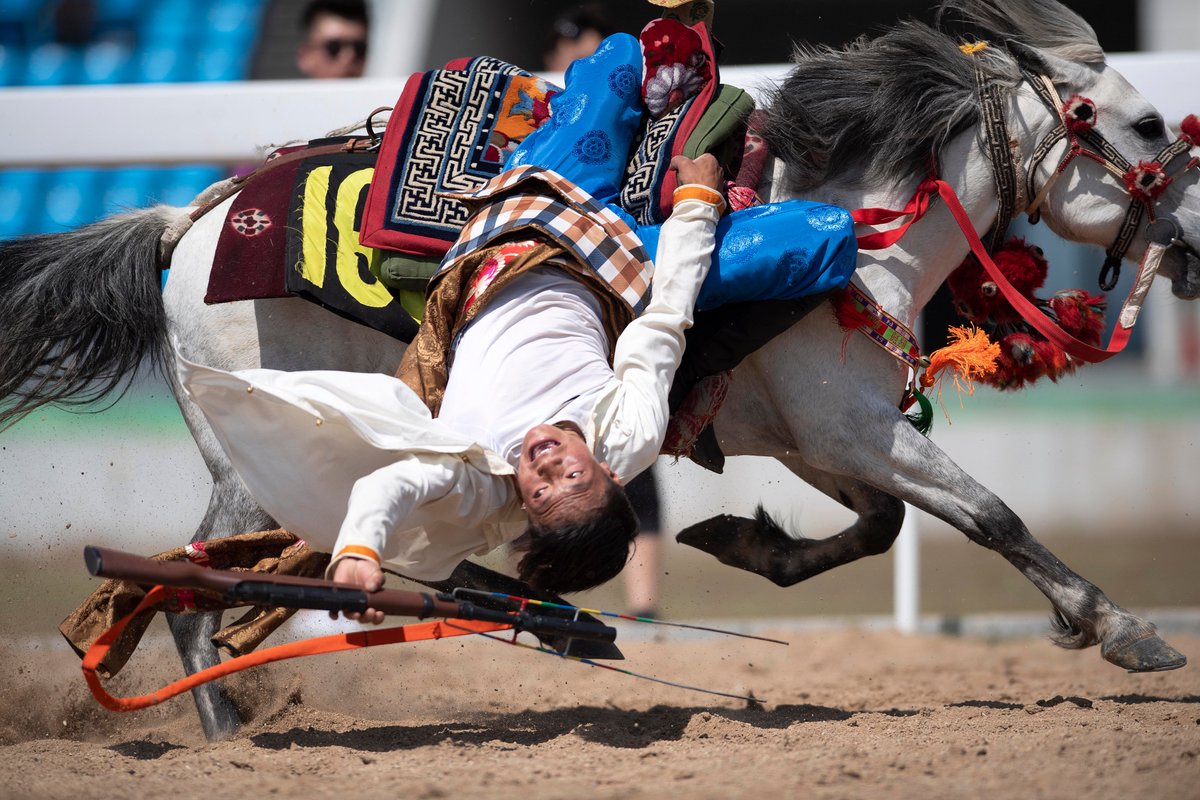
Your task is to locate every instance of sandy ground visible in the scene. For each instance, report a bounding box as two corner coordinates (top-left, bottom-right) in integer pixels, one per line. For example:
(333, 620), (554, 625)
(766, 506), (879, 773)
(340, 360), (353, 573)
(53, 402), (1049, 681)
(0, 624), (1196, 800)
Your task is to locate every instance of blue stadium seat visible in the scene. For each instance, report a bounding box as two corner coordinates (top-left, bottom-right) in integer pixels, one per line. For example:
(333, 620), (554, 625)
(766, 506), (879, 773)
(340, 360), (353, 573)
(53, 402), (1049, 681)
(139, 0), (197, 44)
(206, 0), (264, 38)
(24, 43), (83, 86)
(100, 166), (158, 216)
(81, 40), (133, 84)
(157, 164), (224, 208)
(0, 0), (38, 23)
(0, 0), (34, 51)
(40, 168), (103, 231)
(135, 43), (187, 83)
(0, 170), (44, 240)
(0, 44), (19, 86)
(193, 43), (248, 82)
(95, 0), (146, 24)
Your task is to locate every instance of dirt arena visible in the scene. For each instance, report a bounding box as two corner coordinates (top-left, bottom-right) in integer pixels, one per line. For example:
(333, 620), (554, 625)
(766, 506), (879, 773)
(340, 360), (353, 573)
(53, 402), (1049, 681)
(1, 621), (1196, 799)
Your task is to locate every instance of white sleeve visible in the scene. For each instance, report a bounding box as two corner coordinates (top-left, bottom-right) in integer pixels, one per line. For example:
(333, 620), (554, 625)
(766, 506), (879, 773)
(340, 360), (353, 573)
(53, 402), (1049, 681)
(593, 192), (721, 482)
(326, 455), (464, 573)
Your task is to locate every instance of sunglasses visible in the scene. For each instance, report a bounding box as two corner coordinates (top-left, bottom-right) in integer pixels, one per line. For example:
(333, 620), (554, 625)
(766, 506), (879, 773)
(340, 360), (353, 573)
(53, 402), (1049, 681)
(318, 38), (367, 60)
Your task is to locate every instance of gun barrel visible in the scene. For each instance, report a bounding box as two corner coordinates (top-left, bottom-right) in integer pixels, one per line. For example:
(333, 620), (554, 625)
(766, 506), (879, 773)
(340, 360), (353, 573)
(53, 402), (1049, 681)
(83, 545), (461, 618)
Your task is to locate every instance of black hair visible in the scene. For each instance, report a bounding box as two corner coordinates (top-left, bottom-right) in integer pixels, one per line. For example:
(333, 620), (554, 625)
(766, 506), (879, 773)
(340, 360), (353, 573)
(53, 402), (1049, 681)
(301, 0), (368, 31)
(513, 479), (638, 595)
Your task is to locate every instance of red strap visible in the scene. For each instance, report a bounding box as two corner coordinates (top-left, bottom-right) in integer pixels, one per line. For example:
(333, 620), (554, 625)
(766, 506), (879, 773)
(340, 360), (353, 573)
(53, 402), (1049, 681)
(81, 585), (511, 712)
(852, 179), (1135, 364)
(851, 179), (939, 250)
(929, 179), (1132, 363)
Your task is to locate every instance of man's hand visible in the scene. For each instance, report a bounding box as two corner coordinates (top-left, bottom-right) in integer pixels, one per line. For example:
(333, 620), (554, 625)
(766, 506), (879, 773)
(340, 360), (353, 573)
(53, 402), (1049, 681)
(330, 557), (386, 625)
(671, 153), (722, 191)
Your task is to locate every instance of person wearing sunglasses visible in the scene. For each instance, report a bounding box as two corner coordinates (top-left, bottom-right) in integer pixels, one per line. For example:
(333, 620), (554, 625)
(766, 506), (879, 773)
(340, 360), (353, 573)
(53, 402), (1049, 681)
(296, 0), (369, 79)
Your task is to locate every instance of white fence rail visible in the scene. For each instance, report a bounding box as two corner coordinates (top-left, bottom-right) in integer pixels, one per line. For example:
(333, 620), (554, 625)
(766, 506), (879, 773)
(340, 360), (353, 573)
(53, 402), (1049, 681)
(3, 53), (1198, 167)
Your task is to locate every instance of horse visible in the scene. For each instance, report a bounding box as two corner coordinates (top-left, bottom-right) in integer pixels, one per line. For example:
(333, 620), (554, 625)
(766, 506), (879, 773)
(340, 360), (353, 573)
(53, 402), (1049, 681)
(1, 0), (1197, 742)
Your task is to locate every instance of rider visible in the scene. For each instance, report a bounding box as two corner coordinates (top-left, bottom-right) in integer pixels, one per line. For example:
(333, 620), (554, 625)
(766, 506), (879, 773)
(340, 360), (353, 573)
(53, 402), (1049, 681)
(179, 33), (858, 615)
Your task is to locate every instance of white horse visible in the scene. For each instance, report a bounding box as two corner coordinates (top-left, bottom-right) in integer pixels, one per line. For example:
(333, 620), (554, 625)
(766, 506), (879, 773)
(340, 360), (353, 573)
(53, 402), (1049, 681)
(1, 0), (1197, 741)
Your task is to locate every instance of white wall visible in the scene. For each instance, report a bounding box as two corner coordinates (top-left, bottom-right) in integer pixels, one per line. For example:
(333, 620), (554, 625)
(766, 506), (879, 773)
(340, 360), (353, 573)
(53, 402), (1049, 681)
(1139, 0), (1200, 52)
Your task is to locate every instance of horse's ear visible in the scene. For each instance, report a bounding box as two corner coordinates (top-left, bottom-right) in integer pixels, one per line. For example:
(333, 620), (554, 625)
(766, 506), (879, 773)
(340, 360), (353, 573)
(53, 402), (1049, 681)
(1005, 39), (1048, 75)
(1006, 38), (1095, 88)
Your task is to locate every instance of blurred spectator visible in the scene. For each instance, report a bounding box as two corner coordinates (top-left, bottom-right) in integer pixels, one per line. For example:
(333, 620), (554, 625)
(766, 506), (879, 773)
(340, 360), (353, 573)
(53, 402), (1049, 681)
(295, 0), (367, 79)
(542, 4), (611, 73)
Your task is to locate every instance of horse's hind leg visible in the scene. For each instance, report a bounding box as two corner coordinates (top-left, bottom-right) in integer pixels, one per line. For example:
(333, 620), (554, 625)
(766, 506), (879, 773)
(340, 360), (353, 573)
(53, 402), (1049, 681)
(677, 461), (905, 586)
(166, 468), (275, 741)
(167, 389), (277, 741)
(794, 405), (1186, 673)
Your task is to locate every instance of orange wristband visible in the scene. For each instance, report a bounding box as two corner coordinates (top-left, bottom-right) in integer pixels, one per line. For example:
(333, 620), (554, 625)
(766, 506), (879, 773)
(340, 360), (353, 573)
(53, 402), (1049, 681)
(333, 544), (381, 564)
(673, 184), (727, 214)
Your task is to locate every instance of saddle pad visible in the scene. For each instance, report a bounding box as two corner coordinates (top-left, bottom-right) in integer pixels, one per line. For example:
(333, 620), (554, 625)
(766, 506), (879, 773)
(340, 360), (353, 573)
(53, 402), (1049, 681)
(283, 149), (420, 343)
(360, 56), (560, 256)
(205, 145), (307, 304)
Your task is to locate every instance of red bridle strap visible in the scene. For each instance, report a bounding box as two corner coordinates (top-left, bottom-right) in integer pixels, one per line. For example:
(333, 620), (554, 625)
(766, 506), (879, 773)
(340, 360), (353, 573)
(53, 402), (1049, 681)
(853, 179), (1138, 364)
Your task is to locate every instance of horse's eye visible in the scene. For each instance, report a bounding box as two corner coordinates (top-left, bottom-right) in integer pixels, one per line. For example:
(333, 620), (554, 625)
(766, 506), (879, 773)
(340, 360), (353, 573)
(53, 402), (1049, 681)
(1133, 115), (1165, 140)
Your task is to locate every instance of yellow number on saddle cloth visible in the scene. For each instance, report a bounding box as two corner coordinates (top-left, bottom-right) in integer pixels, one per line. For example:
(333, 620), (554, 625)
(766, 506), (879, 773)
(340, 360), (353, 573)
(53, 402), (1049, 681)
(287, 159), (423, 341)
(299, 165), (389, 307)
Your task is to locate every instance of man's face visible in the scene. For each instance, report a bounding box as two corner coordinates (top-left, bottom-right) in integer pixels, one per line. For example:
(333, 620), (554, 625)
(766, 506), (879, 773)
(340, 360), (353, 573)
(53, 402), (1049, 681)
(516, 422), (619, 526)
(297, 13), (367, 79)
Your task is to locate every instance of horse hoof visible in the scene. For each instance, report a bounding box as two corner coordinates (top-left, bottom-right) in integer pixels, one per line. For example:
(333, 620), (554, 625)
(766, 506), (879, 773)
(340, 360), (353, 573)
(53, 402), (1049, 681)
(675, 514), (741, 554)
(1102, 630), (1188, 673)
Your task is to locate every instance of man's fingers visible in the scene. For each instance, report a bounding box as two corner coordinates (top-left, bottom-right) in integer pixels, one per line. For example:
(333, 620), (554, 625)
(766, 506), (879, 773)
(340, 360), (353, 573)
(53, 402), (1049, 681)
(670, 154), (718, 171)
(670, 154), (722, 190)
(329, 557), (386, 622)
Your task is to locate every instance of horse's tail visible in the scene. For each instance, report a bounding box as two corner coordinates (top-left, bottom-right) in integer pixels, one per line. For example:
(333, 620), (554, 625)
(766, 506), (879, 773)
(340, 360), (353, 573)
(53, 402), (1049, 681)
(0, 207), (180, 431)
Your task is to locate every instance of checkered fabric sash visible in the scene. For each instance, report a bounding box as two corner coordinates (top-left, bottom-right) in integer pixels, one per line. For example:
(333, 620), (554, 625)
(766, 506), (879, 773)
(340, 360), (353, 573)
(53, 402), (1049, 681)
(439, 166), (653, 314)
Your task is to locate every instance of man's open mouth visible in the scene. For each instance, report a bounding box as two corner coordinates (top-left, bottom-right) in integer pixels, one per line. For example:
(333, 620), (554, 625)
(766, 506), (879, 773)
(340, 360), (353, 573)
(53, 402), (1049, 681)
(528, 438), (559, 461)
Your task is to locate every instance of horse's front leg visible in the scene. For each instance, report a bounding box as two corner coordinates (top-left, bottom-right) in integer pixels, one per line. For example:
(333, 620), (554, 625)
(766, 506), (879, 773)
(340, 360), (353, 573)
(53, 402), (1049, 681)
(797, 397), (1185, 672)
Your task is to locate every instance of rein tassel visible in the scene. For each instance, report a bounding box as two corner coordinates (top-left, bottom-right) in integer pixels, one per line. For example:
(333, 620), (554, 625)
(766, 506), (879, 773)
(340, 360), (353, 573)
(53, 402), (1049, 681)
(919, 325), (1000, 397)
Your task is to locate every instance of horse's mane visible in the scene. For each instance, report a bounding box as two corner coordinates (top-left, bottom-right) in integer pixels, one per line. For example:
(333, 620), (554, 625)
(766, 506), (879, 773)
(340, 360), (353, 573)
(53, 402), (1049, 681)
(762, 0), (1103, 193)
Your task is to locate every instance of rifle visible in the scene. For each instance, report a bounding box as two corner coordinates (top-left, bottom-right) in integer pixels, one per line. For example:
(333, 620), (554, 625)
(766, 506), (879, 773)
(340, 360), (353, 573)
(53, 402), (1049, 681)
(80, 546), (785, 713)
(84, 545), (617, 644)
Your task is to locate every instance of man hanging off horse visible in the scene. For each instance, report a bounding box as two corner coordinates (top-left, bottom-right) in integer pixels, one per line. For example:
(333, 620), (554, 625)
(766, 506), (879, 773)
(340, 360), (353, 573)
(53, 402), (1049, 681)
(179, 31), (858, 616)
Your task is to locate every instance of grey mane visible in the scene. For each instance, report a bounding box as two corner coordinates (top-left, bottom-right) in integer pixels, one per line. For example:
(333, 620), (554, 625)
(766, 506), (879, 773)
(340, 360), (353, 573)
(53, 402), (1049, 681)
(762, 0), (1102, 193)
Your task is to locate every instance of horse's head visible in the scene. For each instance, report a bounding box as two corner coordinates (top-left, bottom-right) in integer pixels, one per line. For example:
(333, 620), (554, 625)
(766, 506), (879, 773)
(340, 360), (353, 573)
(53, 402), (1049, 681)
(762, 0), (1200, 301)
(1008, 46), (1200, 300)
(941, 0), (1200, 300)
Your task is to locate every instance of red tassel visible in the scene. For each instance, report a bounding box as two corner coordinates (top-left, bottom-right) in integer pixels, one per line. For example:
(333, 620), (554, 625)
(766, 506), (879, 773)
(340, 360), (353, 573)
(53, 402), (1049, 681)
(1181, 114), (1200, 147)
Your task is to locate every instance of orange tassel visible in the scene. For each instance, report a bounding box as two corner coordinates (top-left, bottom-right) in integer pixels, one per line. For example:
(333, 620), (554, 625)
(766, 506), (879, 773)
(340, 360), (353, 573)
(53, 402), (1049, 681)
(919, 326), (1000, 403)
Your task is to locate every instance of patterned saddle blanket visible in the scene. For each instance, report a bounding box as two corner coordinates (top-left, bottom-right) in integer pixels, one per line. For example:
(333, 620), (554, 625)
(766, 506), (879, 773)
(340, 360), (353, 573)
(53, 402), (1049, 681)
(360, 19), (752, 269)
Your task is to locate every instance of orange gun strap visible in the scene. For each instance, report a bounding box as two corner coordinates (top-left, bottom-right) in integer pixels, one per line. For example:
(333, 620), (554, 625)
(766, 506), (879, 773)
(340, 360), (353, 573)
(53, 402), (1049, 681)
(81, 585), (511, 712)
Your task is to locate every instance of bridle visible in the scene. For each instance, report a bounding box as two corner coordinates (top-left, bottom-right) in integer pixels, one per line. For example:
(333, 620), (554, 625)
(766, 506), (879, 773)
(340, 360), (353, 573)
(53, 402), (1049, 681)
(971, 44), (1200, 290)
